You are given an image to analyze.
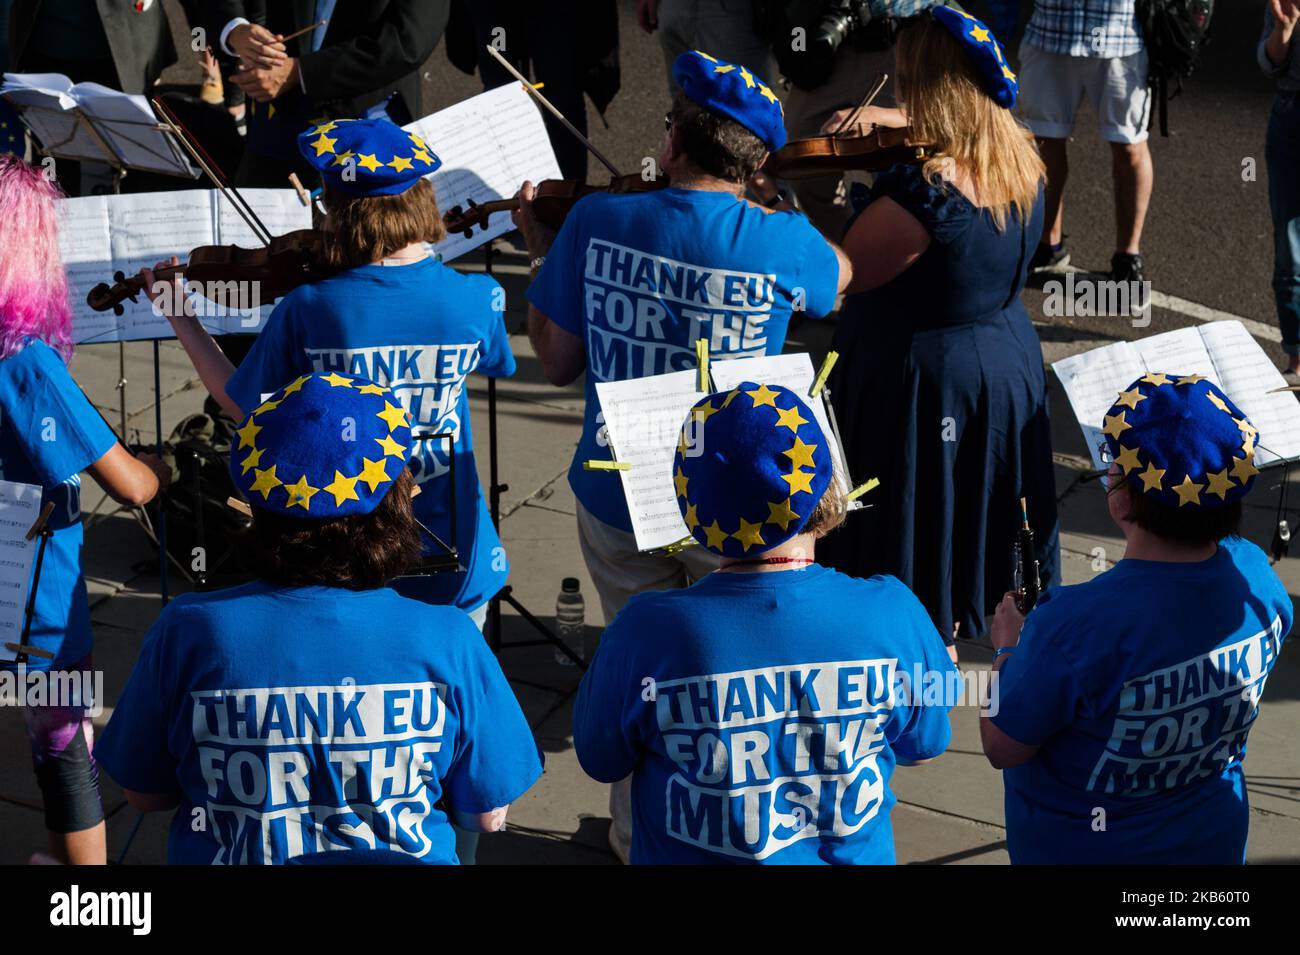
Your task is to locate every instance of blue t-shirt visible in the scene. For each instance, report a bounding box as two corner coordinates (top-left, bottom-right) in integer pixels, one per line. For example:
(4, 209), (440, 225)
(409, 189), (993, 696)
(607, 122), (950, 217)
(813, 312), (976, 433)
(527, 188), (840, 531)
(573, 566), (956, 864)
(991, 537), (1293, 864)
(227, 258), (514, 613)
(96, 580), (544, 865)
(0, 340), (116, 670)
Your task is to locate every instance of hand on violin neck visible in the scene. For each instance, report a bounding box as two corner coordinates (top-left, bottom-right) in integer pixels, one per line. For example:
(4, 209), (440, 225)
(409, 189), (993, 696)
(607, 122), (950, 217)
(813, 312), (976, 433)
(140, 257), (194, 322)
(512, 181), (557, 259)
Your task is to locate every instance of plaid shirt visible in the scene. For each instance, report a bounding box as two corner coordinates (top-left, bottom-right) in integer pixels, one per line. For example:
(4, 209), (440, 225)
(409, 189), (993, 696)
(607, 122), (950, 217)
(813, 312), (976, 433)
(1023, 0), (1144, 59)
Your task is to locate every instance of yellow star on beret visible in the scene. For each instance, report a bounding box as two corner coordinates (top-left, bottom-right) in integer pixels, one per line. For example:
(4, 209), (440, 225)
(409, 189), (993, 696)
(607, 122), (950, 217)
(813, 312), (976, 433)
(374, 433), (406, 459)
(720, 389), (741, 410)
(249, 464), (282, 500)
(703, 520), (729, 550)
(285, 475), (320, 511)
(1141, 372), (1173, 387)
(970, 25), (991, 42)
(674, 465), (689, 498)
(413, 149), (435, 166)
(1114, 444), (1142, 473)
(1204, 468), (1235, 501)
(357, 382), (388, 396)
(1101, 411), (1131, 439)
(310, 133), (337, 157)
(774, 405), (809, 433)
(320, 372), (352, 388)
(758, 84), (779, 105)
(734, 517), (766, 552)
(311, 121), (338, 134)
(713, 64), (735, 74)
(746, 384), (779, 408)
(1114, 387), (1147, 410)
(1002, 65), (1016, 81)
(1138, 463), (1166, 492)
(1230, 452), (1259, 482)
(1232, 417), (1257, 439)
(324, 470), (361, 507)
(235, 418), (262, 450)
(239, 446), (264, 475)
(691, 401), (719, 425)
(253, 397), (282, 416)
(738, 67), (756, 89)
(1205, 391), (1230, 413)
(683, 502), (700, 530)
(281, 375), (310, 395)
(357, 457), (390, 492)
(376, 400), (409, 431)
(781, 437), (818, 470)
(357, 153), (383, 173)
(387, 154), (413, 172)
(782, 467), (815, 495)
(1176, 374), (1208, 386)
(332, 150), (355, 167)
(766, 498), (800, 531)
(1172, 474), (1204, 507)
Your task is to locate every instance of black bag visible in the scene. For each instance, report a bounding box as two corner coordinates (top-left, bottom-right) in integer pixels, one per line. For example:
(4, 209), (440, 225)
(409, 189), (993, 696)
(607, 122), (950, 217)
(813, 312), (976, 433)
(1136, 0), (1214, 136)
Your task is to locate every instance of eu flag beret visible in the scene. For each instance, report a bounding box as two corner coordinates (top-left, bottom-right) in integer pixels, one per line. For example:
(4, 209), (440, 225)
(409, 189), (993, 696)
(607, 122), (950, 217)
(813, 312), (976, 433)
(671, 50), (787, 151)
(674, 382), (832, 557)
(230, 372), (413, 519)
(932, 6), (1018, 109)
(1102, 374), (1260, 509)
(297, 118), (441, 197)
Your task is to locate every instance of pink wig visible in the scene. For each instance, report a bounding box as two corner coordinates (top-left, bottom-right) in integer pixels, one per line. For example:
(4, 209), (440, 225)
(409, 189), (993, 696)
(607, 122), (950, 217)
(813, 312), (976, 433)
(0, 154), (73, 362)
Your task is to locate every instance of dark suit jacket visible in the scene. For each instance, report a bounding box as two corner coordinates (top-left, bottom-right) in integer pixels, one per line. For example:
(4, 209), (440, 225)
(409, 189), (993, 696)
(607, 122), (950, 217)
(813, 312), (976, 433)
(8, 0), (177, 94)
(207, 0), (449, 124)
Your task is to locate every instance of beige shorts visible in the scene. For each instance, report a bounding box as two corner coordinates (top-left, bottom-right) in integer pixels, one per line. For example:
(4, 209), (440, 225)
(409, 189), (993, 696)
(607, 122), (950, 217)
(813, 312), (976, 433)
(1018, 42), (1152, 145)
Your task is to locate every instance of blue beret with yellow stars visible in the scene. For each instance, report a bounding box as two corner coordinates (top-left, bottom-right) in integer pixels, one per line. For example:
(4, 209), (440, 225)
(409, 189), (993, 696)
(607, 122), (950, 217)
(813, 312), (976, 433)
(297, 118), (441, 197)
(229, 372), (413, 519)
(674, 382), (832, 557)
(932, 6), (1018, 109)
(671, 50), (787, 151)
(1102, 373), (1261, 509)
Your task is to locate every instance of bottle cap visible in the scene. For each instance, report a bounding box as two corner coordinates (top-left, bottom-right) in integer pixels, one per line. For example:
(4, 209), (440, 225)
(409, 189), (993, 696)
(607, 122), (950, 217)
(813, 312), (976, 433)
(562, 577), (581, 593)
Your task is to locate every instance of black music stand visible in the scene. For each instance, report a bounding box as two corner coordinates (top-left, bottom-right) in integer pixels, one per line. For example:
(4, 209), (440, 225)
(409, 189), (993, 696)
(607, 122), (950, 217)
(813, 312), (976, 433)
(4, 502), (56, 666)
(481, 241), (586, 669)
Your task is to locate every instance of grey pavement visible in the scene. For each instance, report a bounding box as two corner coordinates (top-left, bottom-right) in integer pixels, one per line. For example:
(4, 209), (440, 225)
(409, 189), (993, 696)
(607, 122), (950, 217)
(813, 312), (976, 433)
(1, 236), (1297, 865)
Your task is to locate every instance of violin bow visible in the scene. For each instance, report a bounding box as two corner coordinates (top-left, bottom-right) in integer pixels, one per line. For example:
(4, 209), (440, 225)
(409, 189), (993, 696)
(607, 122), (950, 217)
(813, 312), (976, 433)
(831, 73), (890, 140)
(483, 44), (623, 178)
(151, 96), (275, 247)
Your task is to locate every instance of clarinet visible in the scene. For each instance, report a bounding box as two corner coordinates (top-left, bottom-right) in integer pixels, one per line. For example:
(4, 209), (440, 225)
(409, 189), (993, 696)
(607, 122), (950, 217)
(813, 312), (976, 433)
(1013, 496), (1040, 613)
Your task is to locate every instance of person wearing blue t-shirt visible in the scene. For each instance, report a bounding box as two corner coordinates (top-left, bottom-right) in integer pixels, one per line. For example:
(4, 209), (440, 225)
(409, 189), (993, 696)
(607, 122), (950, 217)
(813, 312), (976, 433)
(141, 118), (513, 628)
(517, 51), (850, 860)
(0, 154), (167, 864)
(96, 373), (543, 865)
(981, 374), (1293, 864)
(574, 383), (956, 864)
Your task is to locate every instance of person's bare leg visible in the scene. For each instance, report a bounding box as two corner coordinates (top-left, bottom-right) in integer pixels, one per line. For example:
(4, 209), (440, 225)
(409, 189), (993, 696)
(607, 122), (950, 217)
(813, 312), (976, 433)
(1038, 137), (1069, 246)
(1111, 139), (1153, 256)
(47, 822), (107, 865)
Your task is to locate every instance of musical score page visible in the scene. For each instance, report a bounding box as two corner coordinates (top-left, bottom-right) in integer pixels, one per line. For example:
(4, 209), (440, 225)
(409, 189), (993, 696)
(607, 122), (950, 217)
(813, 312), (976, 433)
(1052, 322), (1300, 469)
(0, 480), (43, 662)
(406, 82), (562, 264)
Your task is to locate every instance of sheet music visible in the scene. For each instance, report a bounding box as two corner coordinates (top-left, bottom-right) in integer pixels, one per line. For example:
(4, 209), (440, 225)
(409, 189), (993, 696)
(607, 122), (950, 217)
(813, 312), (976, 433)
(596, 370), (703, 552)
(59, 190), (310, 343)
(0, 480), (43, 663)
(405, 82), (563, 263)
(2, 73), (197, 176)
(1052, 322), (1300, 469)
(707, 353), (852, 494)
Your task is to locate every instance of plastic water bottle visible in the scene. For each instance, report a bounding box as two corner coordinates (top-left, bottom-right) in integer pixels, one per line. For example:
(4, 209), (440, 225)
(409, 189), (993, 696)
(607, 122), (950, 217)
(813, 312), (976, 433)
(555, 578), (584, 666)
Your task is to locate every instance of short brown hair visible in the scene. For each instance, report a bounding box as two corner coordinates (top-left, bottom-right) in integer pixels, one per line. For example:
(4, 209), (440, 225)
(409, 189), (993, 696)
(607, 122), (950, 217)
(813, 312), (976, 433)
(322, 178), (445, 270)
(670, 91), (768, 184)
(241, 469), (423, 589)
(1117, 480), (1243, 546)
(805, 471), (849, 539)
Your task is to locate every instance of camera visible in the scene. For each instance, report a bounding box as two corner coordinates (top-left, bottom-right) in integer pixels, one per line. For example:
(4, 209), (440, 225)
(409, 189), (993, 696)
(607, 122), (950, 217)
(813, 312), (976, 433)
(809, 0), (874, 60)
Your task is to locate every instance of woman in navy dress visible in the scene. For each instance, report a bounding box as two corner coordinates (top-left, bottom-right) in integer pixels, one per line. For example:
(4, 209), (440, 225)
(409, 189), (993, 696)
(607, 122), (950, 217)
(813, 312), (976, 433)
(819, 9), (1060, 649)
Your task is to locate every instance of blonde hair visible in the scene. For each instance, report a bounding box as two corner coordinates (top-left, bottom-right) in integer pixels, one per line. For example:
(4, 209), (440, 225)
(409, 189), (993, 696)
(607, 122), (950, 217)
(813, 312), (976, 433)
(895, 16), (1044, 231)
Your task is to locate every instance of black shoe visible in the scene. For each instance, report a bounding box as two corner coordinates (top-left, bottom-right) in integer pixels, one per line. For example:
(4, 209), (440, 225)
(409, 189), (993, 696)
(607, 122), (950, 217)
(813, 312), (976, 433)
(1029, 242), (1070, 272)
(1110, 252), (1145, 285)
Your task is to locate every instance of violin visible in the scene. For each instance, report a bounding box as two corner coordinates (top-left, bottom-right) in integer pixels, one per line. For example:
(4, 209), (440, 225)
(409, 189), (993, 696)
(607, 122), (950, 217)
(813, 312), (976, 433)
(764, 125), (933, 180)
(443, 173), (669, 239)
(86, 229), (332, 316)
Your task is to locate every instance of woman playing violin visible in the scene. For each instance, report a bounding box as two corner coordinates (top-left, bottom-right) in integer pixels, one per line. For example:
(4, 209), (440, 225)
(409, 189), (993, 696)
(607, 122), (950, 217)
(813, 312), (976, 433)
(818, 9), (1060, 655)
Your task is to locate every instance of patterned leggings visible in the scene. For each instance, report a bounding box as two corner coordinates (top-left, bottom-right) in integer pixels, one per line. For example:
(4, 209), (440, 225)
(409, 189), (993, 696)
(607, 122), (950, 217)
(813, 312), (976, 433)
(22, 656), (103, 833)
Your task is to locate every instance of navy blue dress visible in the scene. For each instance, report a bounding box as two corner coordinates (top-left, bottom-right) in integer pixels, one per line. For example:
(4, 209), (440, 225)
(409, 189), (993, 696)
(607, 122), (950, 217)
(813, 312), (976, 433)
(820, 163), (1060, 642)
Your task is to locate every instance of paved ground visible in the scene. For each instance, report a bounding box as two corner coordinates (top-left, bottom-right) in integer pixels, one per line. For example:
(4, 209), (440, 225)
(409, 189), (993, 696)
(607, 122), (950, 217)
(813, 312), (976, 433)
(0, 1), (1297, 865)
